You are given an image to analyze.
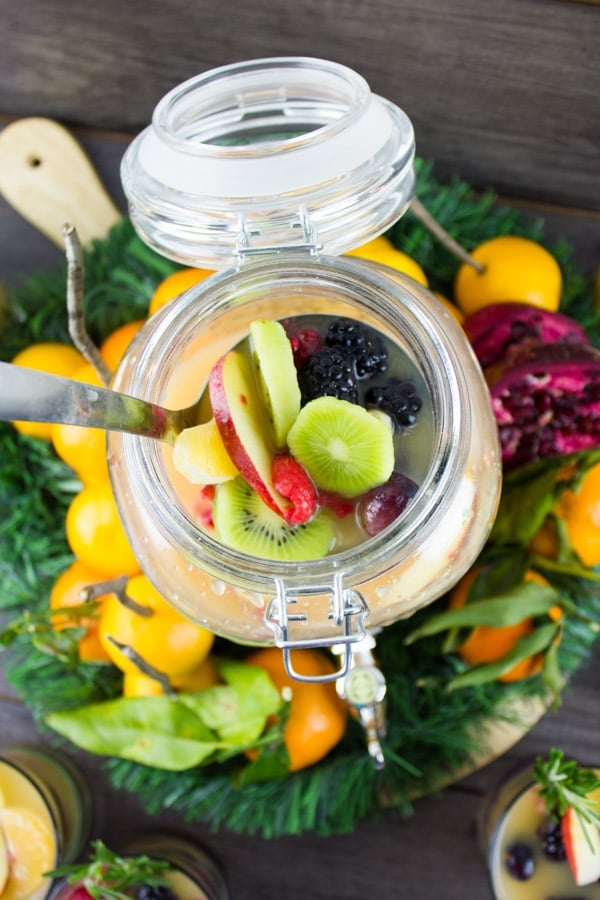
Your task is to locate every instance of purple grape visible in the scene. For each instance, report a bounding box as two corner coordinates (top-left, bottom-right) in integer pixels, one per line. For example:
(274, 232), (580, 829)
(504, 841), (535, 881)
(538, 818), (567, 861)
(357, 471), (419, 536)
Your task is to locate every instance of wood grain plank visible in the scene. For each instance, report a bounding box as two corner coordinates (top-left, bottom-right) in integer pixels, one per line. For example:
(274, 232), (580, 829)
(1, 0), (598, 210)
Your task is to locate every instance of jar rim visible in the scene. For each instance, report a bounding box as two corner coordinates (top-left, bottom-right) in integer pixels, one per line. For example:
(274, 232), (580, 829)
(152, 56), (371, 158)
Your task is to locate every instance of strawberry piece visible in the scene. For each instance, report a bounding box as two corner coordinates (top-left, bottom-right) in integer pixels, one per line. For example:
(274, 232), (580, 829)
(318, 490), (355, 519)
(272, 455), (317, 525)
(66, 887), (95, 900)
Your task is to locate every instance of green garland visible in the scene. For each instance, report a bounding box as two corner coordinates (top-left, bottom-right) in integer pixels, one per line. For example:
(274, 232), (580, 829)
(1, 159), (598, 838)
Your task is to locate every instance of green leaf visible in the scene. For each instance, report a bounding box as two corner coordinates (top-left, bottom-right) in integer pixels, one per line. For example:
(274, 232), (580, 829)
(491, 449), (600, 547)
(405, 581), (561, 643)
(446, 622), (560, 690)
(235, 717), (291, 786)
(46, 695), (224, 770)
(541, 637), (566, 705)
(179, 659), (282, 746)
(45, 659), (283, 770)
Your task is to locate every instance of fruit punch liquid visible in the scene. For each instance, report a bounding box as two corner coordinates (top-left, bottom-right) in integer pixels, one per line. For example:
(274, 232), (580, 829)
(110, 254), (501, 647)
(0, 746), (90, 900)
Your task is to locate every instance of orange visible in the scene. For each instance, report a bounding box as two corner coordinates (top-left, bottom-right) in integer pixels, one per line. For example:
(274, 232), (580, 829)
(449, 568), (560, 682)
(245, 648), (348, 771)
(11, 342), (85, 439)
(98, 573), (215, 678)
(65, 482), (141, 578)
(50, 560), (112, 663)
(555, 462), (600, 567)
(149, 267), (214, 316)
(99, 319), (146, 372)
(51, 363), (110, 484)
(454, 235), (562, 317)
(345, 236), (429, 286)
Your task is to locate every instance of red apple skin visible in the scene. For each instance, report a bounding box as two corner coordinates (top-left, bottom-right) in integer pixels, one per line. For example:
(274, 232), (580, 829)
(209, 351), (288, 517)
(561, 805), (600, 886)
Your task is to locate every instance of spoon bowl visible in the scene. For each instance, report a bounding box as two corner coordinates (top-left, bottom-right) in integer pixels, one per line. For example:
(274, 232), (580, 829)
(0, 361), (207, 444)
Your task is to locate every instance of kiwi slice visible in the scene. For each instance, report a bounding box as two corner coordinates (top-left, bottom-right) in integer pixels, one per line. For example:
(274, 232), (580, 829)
(250, 319), (301, 447)
(287, 397), (395, 498)
(213, 477), (334, 561)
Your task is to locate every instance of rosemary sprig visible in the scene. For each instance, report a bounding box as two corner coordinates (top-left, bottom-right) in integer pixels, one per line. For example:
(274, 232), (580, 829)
(48, 839), (172, 900)
(534, 748), (600, 831)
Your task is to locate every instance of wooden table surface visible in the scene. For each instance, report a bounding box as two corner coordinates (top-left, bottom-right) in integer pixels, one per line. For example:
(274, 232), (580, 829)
(1, 127), (599, 900)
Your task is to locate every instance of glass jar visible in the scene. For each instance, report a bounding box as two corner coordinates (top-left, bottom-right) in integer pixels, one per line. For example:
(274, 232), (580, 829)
(0, 744), (91, 900)
(478, 763), (600, 899)
(111, 57), (502, 678)
(50, 832), (228, 900)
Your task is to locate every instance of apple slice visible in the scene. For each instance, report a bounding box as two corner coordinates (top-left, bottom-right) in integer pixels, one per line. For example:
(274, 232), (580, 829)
(209, 349), (289, 516)
(561, 804), (600, 886)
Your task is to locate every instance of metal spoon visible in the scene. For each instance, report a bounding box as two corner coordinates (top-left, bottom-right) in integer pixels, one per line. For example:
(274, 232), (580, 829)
(0, 361), (206, 444)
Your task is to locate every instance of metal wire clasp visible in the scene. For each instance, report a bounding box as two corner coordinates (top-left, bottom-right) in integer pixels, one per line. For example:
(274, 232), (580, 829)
(264, 574), (370, 683)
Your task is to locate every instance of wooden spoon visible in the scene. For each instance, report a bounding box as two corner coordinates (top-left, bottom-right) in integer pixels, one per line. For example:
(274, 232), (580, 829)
(0, 117), (121, 247)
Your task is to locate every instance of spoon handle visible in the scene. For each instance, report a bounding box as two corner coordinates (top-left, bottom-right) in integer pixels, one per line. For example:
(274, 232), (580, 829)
(0, 362), (172, 441)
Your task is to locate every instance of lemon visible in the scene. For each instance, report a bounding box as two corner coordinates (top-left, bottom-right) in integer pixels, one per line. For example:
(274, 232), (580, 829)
(454, 235), (562, 316)
(0, 806), (56, 900)
(346, 236), (429, 286)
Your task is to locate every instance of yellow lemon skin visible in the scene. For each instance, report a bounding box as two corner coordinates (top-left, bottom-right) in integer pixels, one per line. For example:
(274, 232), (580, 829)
(454, 235), (562, 317)
(51, 364), (110, 484)
(99, 573), (215, 678)
(346, 236), (429, 286)
(65, 482), (141, 578)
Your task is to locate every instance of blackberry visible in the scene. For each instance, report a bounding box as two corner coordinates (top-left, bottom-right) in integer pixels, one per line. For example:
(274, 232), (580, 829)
(325, 318), (388, 378)
(504, 841), (535, 881)
(298, 347), (359, 404)
(537, 819), (567, 861)
(135, 886), (178, 900)
(365, 379), (422, 428)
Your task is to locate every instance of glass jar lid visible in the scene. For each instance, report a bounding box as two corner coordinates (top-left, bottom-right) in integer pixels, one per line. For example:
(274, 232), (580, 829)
(121, 57), (416, 268)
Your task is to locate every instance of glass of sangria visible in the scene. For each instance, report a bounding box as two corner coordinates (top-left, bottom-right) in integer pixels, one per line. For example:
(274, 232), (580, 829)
(49, 833), (228, 900)
(110, 57), (502, 680)
(479, 761), (600, 899)
(0, 744), (91, 900)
